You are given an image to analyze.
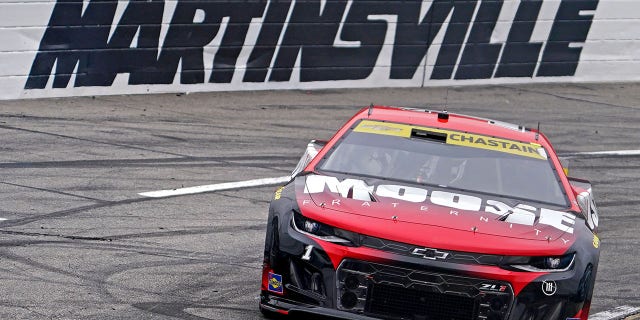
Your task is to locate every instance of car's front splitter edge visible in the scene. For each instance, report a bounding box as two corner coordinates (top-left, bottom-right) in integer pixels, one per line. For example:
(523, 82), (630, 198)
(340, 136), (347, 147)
(260, 292), (380, 320)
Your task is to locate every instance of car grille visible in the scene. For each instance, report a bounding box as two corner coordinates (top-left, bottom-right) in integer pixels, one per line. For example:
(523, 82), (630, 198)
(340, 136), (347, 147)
(368, 283), (476, 320)
(336, 260), (513, 320)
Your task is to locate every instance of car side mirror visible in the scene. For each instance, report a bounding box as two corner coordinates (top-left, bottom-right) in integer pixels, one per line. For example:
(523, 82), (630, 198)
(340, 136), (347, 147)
(569, 177), (599, 233)
(291, 140), (327, 179)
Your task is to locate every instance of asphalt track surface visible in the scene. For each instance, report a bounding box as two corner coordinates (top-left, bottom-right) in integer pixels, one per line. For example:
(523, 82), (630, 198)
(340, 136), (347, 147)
(0, 83), (639, 319)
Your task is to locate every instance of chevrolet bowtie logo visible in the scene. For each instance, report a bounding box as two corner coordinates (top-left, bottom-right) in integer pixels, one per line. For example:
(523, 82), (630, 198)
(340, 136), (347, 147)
(411, 248), (450, 260)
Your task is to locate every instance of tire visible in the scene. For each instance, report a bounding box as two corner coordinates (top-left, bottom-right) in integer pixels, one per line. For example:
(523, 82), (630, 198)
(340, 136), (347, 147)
(268, 220), (281, 270)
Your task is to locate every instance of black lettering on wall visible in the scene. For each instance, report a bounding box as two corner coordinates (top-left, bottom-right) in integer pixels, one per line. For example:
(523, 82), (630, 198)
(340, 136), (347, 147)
(495, 0), (543, 78)
(387, 0), (428, 79)
(390, 0), (446, 79)
(391, 0), (481, 80)
(209, 3), (266, 83)
(268, 0), (348, 81)
(430, 0), (478, 80)
(455, 0), (504, 80)
(306, 0), (394, 81)
(243, 0), (292, 83)
(100, 0), (165, 86)
(24, 0), (600, 90)
(272, 0), (419, 82)
(25, 0), (117, 89)
(537, 0), (599, 77)
(147, 1), (265, 84)
(137, 2), (213, 84)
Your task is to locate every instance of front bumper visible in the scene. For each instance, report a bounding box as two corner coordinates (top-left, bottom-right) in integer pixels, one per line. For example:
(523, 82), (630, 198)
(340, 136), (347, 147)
(336, 259), (512, 320)
(260, 218), (592, 320)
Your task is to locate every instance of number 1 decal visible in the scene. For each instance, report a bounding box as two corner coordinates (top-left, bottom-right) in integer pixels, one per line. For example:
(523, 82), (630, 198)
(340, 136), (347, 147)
(302, 245), (313, 261)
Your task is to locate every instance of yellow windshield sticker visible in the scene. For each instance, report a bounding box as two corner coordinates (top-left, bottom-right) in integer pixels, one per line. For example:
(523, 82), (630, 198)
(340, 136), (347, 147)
(354, 121), (410, 137)
(354, 120), (546, 160)
(447, 132), (545, 159)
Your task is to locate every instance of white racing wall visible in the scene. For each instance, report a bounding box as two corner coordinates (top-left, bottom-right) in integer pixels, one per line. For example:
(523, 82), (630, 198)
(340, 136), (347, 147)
(0, 0), (638, 100)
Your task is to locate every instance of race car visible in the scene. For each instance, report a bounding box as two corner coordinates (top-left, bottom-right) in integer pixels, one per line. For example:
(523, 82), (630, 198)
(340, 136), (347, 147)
(260, 106), (600, 320)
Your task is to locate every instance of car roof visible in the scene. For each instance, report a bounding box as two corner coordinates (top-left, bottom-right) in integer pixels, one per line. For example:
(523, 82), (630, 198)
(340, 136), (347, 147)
(353, 106), (546, 146)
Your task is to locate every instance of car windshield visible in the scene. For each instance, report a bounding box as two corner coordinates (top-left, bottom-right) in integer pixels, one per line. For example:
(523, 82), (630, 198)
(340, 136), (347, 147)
(318, 122), (567, 207)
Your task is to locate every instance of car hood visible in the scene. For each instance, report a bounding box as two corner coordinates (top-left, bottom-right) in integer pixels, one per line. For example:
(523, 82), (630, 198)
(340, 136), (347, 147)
(297, 174), (577, 246)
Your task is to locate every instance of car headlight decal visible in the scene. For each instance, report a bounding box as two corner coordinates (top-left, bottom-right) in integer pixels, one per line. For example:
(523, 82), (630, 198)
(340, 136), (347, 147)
(292, 211), (358, 246)
(303, 220), (320, 234)
(505, 253), (575, 272)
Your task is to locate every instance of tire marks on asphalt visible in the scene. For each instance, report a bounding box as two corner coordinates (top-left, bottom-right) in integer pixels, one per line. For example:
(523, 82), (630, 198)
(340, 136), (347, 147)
(500, 85), (640, 111)
(0, 124), (188, 157)
(0, 181), (109, 203)
(0, 234), (263, 315)
(0, 198), (155, 228)
(0, 155), (297, 170)
(2, 84), (639, 319)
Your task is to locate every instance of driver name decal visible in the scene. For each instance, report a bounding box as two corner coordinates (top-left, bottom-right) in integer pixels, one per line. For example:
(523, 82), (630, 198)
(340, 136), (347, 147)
(355, 120), (546, 159)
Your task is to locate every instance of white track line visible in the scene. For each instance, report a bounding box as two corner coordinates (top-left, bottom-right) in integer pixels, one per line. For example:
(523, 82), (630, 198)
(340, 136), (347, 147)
(139, 176), (290, 198)
(590, 305), (640, 320)
(565, 150), (640, 157)
(138, 149), (640, 199)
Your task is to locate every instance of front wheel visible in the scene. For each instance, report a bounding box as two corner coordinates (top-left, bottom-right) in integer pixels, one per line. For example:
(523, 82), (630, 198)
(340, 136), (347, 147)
(267, 220), (281, 270)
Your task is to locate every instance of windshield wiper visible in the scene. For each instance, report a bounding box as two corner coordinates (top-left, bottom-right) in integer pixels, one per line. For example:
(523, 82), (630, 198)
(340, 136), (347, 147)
(497, 209), (514, 221)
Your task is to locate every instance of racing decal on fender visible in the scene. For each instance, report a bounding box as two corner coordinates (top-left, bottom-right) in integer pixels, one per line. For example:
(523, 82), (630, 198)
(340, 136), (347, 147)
(267, 272), (284, 294)
(301, 245), (314, 261)
(542, 280), (557, 296)
(304, 174), (576, 234)
(354, 120), (546, 160)
(274, 186), (284, 200)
